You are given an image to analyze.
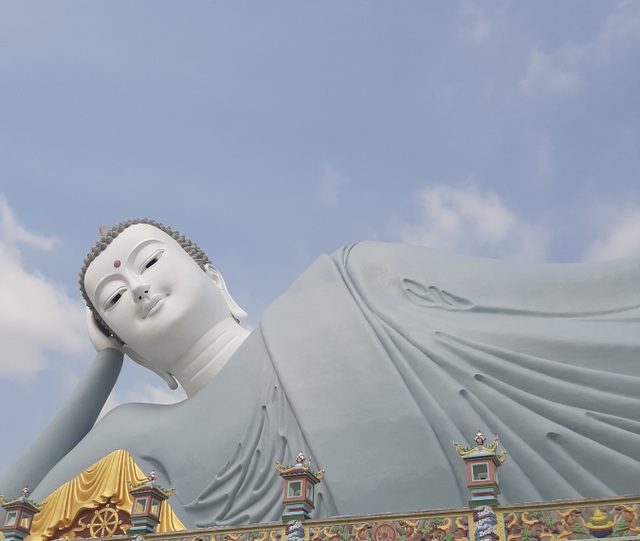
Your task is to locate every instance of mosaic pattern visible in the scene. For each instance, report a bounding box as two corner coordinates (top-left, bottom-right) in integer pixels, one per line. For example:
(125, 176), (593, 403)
(286, 521), (305, 541)
(308, 514), (469, 541)
(147, 497), (640, 541)
(473, 506), (499, 541)
(209, 528), (284, 541)
(501, 502), (640, 541)
(160, 536), (214, 541)
(152, 529), (283, 541)
(159, 537), (213, 541)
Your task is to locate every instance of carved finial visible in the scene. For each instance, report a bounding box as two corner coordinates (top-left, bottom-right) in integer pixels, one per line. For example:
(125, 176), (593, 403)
(454, 431), (502, 457)
(277, 452), (324, 521)
(20, 485), (29, 499)
(147, 469), (157, 483)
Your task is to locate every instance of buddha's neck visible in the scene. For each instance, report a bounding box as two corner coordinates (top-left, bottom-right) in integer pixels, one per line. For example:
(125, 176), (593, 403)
(172, 318), (250, 397)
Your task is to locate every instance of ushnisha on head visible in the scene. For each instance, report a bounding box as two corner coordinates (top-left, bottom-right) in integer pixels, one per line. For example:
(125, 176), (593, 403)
(79, 219), (249, 395)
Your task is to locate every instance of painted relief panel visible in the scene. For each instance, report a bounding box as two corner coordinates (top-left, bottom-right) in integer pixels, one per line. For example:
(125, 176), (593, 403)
(308, 514), (469, 541)
(501, 502), (640, 541)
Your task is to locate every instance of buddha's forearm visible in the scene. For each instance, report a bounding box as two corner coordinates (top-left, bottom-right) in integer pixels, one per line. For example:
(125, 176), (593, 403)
(0, 348), (123, 498)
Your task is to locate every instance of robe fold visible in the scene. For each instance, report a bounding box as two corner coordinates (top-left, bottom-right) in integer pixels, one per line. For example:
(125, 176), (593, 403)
(265, 242), (640, 512)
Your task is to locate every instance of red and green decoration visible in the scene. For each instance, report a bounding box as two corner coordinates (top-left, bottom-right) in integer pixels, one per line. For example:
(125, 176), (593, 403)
(128, 470), (174, 535)
(454, 431), (507, 508)
(276, 452), (325, 521)
(0, 487), (42, 541)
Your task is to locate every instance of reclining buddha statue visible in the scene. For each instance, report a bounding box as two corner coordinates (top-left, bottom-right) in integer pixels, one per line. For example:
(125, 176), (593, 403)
(1, 218), (640, 527)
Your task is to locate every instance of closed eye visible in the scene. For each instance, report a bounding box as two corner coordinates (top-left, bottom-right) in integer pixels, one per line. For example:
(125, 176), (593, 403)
(104, 288), (126, 310)
(141, 250), (165, 273)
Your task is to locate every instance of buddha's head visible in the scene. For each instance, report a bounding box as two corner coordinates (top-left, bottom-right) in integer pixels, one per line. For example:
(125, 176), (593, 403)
(80, 219), (247, 386)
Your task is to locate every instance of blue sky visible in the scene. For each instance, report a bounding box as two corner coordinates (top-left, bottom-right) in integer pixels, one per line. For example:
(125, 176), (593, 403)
(0, 1), (639, 481)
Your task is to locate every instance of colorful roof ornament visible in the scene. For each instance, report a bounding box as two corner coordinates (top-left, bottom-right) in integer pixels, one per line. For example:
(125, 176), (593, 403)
(454, 430), (507, 508)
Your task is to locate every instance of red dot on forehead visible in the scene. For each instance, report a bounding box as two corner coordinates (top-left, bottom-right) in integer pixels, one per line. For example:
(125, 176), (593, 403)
(113, 260), (121, 268)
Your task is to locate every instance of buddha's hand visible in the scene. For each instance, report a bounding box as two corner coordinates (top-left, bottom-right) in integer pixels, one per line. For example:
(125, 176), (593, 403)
(85, 307), (123, 353)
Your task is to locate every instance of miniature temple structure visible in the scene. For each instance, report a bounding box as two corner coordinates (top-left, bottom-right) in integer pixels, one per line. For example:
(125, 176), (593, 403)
(454, 431), (507, 507)
(128, 470), (174, 535)
(0, 488), (41, 541)
(276, 452), (325, 521)
(0, 450), (183, 540)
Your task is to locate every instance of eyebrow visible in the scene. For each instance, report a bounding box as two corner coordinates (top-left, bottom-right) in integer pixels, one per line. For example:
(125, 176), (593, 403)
(93, 275), (124, 305)
(92, 238), (165, 297)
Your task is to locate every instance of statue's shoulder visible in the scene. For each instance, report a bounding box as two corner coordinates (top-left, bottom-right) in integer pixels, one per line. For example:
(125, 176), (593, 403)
(86, 405), (134, 443)
(334, 240), (422, 255)
(92, 399), (182, 440)
(335, 240), (451, 259)
(331, 241), (456, 275)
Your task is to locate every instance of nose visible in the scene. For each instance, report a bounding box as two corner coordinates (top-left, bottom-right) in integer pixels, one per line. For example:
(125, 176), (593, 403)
(132, 282), (151, 303)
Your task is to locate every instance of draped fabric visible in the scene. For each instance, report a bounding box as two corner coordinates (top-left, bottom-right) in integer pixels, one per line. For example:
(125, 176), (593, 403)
(264, 242), (640, 514)
(29, 450), (184, 540)
(182, 347), (338, 526)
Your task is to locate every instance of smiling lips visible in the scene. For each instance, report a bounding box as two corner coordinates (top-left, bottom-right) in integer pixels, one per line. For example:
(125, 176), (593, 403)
(143, 294), (168, 319)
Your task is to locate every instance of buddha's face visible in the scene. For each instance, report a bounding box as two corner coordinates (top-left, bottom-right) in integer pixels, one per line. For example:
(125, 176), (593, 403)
(84, 224), (231, 367)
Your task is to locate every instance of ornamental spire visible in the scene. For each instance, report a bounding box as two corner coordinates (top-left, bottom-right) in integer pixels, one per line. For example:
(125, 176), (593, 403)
(453, 430), (507, 507)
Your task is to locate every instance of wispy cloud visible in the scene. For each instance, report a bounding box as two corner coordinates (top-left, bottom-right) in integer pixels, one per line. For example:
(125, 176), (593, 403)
(0, 196), (57, 252)
(584, 208), (640, 261)
(318, 164), (349, 208)
(521, 47), (582, 95)
(597, 0), (640, 61)
(520, 1), (640, 96)
(0, 196), (85, 380)
(392, 184), (548, 261)
(456, 0), (492, 42)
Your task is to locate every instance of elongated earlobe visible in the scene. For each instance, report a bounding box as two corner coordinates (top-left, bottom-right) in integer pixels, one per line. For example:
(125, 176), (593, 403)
(204, 263), (248, 322)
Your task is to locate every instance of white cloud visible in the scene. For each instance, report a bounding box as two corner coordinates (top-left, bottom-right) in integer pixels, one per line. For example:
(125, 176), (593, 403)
(597, 0), (640, 61)
(520, 46), (583, 95)
(0, 196), (57, 251)
(318, 164), (348, 207)
(584, 209), (640, 261)
(521, 1), (640, 96)
(456, 1), (491, 42)
(0, 197), (86, 380)
(393, 184), (548, 261)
